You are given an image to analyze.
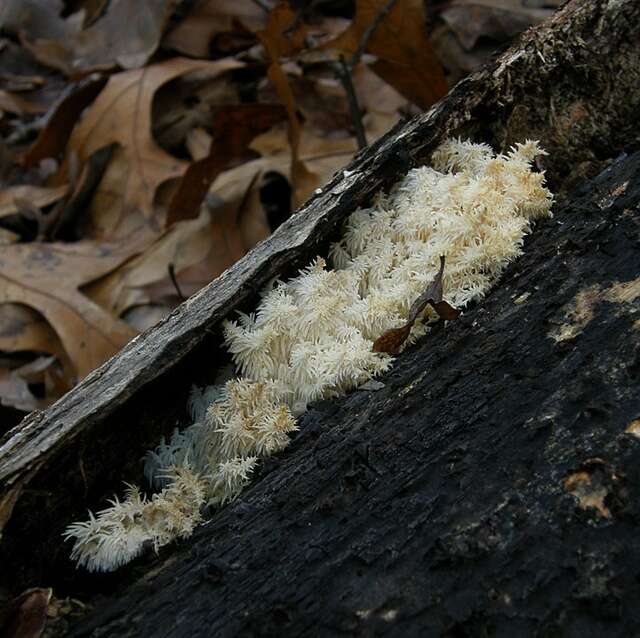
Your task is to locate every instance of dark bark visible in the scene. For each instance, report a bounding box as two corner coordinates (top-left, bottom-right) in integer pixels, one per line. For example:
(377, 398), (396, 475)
(0, 0), (639, 624)
(67, 150), (640, 637)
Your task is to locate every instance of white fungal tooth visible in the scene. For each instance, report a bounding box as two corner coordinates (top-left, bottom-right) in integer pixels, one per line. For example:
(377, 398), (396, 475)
(65, 138), (553, 571)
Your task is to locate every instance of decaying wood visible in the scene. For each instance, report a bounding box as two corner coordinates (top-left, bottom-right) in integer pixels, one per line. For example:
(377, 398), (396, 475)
(70, 147), (640, 637)
(0, 0), (639, 602)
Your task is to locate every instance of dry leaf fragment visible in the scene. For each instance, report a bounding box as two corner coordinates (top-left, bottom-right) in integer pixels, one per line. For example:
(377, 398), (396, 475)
(49, 145), (114, 240)
(0, 304), (66, 361)
(0, 90), (48, 115)
(2, 0), (179, 74)
(0, 236), (147, 380)
(54, 57), (243, 235)
(373, 256), (460, 354)
(167, 103), (287, 226)
(163, 0), (266, 58)
(22, 74), (107, 168)
(441, 0), (552, 52)
(258, 4), (318, 206)
(324, 0), (447, 110)
(0, 587), (51, 638)
(0, 184), (68, 220)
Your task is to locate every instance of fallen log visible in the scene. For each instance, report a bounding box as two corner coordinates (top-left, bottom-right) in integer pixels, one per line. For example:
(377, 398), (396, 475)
(0, 0), (639, 617)
(66, 149), (640, 637)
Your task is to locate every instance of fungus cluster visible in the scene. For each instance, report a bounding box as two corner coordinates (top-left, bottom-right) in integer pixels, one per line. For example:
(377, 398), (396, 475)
(65, 139), (553, 572)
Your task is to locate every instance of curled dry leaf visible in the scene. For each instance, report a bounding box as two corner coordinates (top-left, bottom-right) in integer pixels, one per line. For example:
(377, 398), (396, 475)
(49, 145), (114, 240)
(53, 57), (243, 239)
(373, 256), (460, 354)
(441, 0), (553, 52)
(86, 178), (272, 318)
(0, 356), (62, 412)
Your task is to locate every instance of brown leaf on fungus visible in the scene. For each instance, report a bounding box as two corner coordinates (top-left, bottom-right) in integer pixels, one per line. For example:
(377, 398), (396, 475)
(324, 0), (448, 110)
(53, 57), (243, 239)
(373, 256), (460, 354)
(0, 236), (147, 380)
(166, 103), (287, 226)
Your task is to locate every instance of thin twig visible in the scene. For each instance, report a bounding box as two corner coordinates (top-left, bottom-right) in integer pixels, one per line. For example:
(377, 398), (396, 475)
(351, 0), (399, 68)
(333, 0), (399, 151)
(336, 56), (367, 150)
(168, 263), (186, 302)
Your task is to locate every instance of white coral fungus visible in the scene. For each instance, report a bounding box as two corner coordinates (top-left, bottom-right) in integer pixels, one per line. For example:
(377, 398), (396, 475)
(65, 139), (552, 571)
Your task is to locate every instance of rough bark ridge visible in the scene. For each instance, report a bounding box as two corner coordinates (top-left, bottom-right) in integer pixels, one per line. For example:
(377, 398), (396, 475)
(70, 151), (640, 637)
(0, 0), (639, 610)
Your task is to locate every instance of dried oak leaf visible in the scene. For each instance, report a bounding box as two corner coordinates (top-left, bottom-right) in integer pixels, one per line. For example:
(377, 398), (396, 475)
(373, 256), (460, 354)
(53, 57), (243, 238)
(324, 0), (448, 110)
(0, 236), (147, 380)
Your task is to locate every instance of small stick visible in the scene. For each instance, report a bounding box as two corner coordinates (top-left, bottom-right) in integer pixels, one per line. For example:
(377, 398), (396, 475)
(336, 55), (367, 150)
(333, 0), (399, 150)
(168, 263), (186, 302)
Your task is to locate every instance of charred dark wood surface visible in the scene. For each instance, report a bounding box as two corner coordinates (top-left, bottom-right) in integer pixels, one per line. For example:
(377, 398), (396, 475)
(67, 152), (640, 637)
(0, 0), (639, 613)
